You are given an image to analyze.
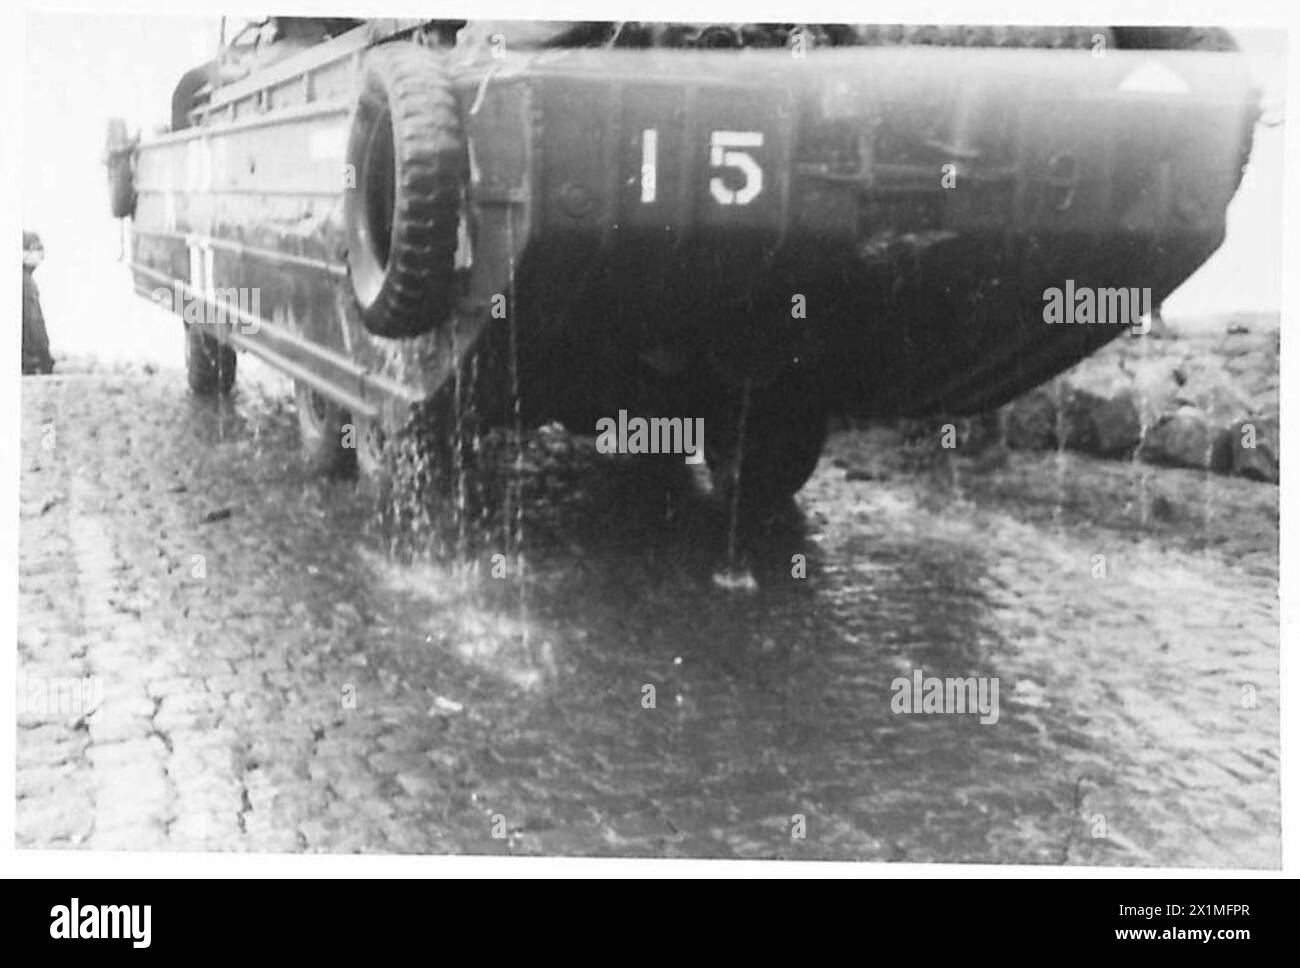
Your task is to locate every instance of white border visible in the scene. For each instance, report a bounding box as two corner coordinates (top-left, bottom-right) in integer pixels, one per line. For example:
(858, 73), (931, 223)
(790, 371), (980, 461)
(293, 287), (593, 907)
(3, 0), (1295, 879)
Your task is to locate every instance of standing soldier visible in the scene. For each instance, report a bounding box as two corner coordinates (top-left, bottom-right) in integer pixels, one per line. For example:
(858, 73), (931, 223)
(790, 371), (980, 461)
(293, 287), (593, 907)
(22, 230), (54, 375)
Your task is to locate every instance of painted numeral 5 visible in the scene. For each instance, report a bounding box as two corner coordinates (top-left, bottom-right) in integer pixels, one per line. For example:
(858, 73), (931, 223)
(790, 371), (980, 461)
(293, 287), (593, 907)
(709, 131), (764, 206)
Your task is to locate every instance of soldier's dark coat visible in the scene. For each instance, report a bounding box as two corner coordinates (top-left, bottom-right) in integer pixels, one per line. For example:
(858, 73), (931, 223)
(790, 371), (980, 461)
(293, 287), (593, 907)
(23, 266), (54, 375)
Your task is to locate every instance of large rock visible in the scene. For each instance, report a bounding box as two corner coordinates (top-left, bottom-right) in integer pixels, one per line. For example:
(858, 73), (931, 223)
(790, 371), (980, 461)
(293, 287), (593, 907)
(1063, 388), (1143, 458)
(1003, 388), (1057, 450)
(1177, 366), (1253, 428)
(1140, 406), (1214, 469)
(1214, 417), (1279, 483)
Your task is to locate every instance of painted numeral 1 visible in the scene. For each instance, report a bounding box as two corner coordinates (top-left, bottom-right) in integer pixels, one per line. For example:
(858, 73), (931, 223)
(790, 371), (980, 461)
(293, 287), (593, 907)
(641, 128), (658, 204)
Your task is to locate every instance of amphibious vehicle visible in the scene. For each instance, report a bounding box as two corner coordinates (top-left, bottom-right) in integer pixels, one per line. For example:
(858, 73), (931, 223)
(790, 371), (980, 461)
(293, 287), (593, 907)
(106, 19), (1260, 508)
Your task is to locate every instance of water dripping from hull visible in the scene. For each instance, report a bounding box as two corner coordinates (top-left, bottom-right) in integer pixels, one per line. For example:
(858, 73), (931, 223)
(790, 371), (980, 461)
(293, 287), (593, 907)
(505, 248), (529, 651)
(948, 416), (971, 504)
(712, 375), (759, 593)
(1130, 328), (1154, 529)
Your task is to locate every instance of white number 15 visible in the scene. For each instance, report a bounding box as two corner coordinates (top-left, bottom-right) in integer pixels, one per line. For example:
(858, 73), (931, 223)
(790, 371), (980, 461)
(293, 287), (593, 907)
(639, 129), (766, 207)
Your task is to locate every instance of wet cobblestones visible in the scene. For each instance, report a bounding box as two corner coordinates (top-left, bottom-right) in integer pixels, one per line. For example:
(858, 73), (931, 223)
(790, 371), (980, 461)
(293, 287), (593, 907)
(16, 365), (1280, 865)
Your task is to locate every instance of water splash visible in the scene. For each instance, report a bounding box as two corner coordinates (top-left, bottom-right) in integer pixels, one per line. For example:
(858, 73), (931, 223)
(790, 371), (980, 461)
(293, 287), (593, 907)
(1050, 377), (1069, 531)
(948, 416), (969, 503)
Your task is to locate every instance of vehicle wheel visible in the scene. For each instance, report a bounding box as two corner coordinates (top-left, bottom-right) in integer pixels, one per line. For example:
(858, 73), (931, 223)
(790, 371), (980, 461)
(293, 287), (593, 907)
(344, 42), (465, 339)
(104, 118), (136, 218)
(705, 375), (829, 513)
(354, 418), (394, 499)
(362, 409), (477, 502)
(294, 381), (355, 477)
(185, 323), (236, 395)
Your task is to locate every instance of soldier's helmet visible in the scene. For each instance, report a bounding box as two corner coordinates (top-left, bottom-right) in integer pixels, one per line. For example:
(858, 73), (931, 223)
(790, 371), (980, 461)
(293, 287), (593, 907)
(23, 230), (43, 251)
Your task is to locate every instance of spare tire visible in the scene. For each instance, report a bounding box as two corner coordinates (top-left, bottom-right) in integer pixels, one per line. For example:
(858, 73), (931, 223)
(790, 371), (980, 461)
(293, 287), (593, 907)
(344, 42), (465, 339)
